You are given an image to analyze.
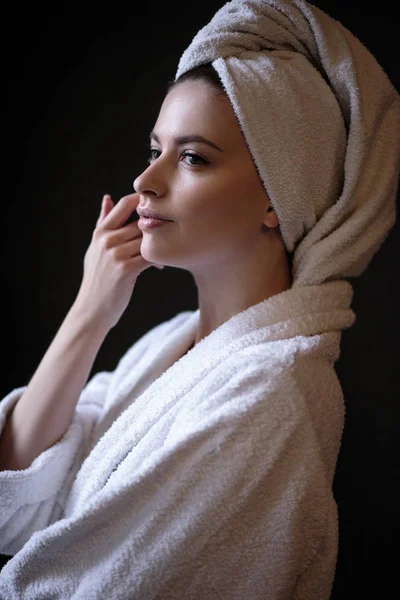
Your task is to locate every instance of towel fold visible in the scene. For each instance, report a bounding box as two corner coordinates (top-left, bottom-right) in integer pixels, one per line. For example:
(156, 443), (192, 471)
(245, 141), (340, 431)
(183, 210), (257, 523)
(176, 0), (400, 287)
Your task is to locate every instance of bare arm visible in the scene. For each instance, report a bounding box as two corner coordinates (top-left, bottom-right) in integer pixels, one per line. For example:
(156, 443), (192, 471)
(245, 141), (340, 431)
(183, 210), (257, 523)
(0, 305), (109, 471)
(0, 193), (163, 472)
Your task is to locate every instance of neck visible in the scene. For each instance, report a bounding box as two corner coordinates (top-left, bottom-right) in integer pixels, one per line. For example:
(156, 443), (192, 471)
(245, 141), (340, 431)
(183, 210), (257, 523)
(192, 233), (292, 345)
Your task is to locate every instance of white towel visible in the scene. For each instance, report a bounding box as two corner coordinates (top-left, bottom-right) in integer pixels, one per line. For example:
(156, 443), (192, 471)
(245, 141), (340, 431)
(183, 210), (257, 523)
(1, 281), (355, 599)
(176, 0), (400, 287)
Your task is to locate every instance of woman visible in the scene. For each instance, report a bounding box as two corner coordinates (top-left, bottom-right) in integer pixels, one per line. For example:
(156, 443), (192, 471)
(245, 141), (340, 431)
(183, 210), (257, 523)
(1, 1), (399, 598)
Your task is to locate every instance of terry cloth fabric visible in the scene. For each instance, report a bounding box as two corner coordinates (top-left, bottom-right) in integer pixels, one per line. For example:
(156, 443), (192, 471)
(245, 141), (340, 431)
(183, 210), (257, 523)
(176, 0), (400, 287)
(0, 281), (355, 599)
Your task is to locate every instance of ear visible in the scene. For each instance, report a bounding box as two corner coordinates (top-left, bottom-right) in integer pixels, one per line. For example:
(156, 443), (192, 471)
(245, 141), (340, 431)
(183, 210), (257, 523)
(263, 205), (280, 229)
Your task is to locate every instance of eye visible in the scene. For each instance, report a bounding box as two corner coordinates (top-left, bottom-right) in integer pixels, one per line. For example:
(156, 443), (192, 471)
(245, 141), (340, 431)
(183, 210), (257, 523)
(180, 151), (208, 167)
(147, 148), (160, 164)
(147, 148), (208, 167)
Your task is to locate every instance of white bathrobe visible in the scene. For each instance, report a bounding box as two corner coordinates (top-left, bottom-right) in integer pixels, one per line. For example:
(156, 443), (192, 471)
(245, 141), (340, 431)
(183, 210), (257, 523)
(0, 280), (355, 599)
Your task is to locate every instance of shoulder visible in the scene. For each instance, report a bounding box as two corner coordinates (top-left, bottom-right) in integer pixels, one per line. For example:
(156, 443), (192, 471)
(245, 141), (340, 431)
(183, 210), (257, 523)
(192, 335), (343, 431)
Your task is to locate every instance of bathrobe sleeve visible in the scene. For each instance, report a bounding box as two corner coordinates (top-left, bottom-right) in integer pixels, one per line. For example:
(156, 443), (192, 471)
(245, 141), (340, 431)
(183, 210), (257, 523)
(0, 370), (113, 555)
(0, 319), (169, 556)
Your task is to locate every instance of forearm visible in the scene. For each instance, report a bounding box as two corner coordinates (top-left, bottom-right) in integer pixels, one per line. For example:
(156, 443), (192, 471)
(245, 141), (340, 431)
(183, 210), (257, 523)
(0, 303), (109, 471)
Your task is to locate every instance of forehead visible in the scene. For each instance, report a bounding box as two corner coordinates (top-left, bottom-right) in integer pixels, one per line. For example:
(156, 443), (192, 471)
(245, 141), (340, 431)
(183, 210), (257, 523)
(154, 80), (245, 148)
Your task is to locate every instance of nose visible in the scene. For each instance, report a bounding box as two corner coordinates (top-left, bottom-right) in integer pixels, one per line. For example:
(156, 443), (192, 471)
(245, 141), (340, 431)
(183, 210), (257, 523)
(133, 160), (165, 197)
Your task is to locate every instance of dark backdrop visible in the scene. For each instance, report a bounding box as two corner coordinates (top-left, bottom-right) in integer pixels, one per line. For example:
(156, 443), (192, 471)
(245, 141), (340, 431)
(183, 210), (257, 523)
(1, 2), (399, 597)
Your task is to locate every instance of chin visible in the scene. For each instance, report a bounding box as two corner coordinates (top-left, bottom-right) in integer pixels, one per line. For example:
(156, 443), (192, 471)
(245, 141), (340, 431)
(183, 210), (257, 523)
(140, 241), (163, 264)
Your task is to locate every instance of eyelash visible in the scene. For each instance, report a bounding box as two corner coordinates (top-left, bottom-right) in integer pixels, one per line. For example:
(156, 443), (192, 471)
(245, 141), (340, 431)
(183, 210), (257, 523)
(147, 148), (208, 167)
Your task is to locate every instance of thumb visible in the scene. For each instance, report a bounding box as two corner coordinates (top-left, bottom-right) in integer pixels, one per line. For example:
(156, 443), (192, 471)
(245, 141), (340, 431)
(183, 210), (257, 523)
(97, 194), (114, 226)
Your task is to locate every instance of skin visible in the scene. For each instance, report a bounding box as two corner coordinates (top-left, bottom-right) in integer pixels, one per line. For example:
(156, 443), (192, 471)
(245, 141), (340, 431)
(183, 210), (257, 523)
(133, 80), (292, 346)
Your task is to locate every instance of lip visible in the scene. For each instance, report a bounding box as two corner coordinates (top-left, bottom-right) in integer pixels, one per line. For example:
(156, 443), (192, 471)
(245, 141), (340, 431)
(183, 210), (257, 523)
(136, 206), (173, 221)
(137, 217), (173, 230)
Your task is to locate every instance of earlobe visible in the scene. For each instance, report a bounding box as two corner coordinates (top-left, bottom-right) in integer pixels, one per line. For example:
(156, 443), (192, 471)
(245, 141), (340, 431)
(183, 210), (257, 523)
(263, 206), (279, 229)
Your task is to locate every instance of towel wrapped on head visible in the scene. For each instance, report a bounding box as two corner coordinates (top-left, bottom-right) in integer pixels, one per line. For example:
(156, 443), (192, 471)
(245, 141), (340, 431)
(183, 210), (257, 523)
(175, 0), (400, 287)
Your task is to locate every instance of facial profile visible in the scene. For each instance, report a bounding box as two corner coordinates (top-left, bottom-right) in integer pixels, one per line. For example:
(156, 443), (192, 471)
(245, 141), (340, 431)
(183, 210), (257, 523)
(133, 79), (282, 275)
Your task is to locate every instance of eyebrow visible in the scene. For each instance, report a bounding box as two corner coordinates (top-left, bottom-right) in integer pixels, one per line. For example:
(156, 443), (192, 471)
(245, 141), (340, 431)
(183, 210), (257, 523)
(149, 131), (224, 152)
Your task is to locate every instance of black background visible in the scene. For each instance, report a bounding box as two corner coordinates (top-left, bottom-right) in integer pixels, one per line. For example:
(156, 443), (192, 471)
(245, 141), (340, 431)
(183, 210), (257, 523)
(1, 1), (399, 597)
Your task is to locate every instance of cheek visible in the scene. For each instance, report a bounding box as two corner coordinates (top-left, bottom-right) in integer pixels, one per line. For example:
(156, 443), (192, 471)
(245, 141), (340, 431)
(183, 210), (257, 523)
(176, 184), (226, 227)
(187, 176), (245, 220)
(178, 165), (262, 232)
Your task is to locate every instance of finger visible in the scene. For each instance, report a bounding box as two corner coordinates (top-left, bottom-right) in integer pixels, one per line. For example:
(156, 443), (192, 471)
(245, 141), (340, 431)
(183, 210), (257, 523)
(96, 194), (114, 227)
(109, 237), (143, 260)
(103, 221), (142, 247)
(101, 193), (140, 230)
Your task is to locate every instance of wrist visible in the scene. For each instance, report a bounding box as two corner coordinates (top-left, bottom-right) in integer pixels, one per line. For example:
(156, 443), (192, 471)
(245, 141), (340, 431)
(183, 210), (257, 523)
(68, 298), (112, 339)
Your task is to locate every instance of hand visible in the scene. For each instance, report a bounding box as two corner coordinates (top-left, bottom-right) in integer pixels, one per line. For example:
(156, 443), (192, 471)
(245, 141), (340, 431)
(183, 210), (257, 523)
(74, 193), (163, 331)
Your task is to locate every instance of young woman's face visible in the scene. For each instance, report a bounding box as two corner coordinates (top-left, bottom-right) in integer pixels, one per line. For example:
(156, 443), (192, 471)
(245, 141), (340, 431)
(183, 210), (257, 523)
(133, 80), (276, 270)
